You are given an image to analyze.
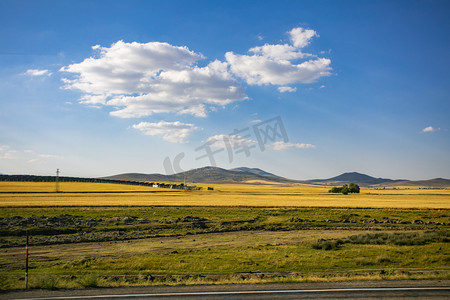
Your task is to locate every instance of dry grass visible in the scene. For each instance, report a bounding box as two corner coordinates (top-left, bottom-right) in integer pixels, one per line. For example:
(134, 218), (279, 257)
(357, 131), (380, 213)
(0, 182), (449, 208)
(0, 182), (162, 193)
(0, 230), (345, 269)
(1, 229), (448, 289)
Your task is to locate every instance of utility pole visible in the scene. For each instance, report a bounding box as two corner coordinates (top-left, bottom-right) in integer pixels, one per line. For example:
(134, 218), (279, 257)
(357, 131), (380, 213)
(25, 231), (29, 289)
(55, 169), (60, 193)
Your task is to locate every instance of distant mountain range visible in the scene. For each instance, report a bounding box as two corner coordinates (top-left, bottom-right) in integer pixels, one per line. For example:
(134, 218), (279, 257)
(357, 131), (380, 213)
(306, 172), (450, 188)
(102, 167), (450, 188)
(1, 167), (448, 188)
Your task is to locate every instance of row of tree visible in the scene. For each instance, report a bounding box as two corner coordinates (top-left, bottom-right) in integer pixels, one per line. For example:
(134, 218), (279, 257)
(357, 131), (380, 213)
(329, 183), (360, 195)
(0, 175), (195, 189)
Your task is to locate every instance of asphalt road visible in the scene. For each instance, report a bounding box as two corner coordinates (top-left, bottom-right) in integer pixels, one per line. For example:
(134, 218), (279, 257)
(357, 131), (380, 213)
(2, 280), (449, 300)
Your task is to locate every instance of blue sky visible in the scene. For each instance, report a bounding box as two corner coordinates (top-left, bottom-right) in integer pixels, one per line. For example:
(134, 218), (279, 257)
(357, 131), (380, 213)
(0, 0), (449, 180)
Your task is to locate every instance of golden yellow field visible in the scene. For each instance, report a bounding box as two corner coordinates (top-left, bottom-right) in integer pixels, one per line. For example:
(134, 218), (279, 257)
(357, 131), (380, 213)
(0, 181), (449, 208)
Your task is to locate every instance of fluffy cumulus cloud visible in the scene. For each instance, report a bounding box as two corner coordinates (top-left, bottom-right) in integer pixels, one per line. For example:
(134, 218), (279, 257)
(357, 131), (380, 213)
(420, 126), (440, 133)
(60, 41), (246, 118)
(60, 27), (330, 142)
(225, 27), (331, 87)
(289, 27), (318, 48)
(270, 141), (316, 150)
(132, 121), (198, 143)
(25, 69), (52, 76)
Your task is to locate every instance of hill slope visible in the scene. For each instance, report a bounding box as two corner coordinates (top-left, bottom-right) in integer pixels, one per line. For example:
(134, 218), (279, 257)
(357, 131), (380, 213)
(230, 167), (285, 179)
(103, 168), (450, 187)
(2, 168), (448, 188)
(103, 166), (290, 184)
(381, 178), (450, 188)
(308, 172), (402, 186)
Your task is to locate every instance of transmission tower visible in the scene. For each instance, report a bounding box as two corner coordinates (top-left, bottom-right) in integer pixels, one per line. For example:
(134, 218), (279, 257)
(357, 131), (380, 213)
(55, 169), (60, 193)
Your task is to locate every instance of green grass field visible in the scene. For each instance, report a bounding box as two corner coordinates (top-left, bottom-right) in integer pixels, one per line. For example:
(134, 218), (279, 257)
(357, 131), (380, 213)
(0, 182), (448, 289)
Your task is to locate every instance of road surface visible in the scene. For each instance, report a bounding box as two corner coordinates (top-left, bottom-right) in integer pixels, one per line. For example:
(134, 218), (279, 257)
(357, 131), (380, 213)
(2, 280), (449, 299)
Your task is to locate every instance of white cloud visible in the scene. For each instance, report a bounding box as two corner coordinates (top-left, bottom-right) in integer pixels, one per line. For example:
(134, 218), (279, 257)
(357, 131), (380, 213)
(25, 150), (63, 164)
(249, 44), (309, 60)
(226, 52), (331, 86)
(132, 121), (199, 143)
(270, 141), (316, 150)
(278, 86), (297, 93)
(0, 152), (17, 160)
(289, 27), (318, 48)
(60, 41), (246, 118)
(25, 69), (52, 76)
(58, 29), (331, 142)
(206, 134), (257, 149)
(226, 27), (331, 87)
(38, 154), (63, 159)
(420, 126), (440, 133)
(0, 146), (17, 160)
(0, 146), (62, 163)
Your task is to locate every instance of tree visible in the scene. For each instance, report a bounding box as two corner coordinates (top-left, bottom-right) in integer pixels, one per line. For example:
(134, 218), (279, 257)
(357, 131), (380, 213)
(328, 183), (360, 195)
(329, 186), (342, 193)
(348, 183), (360, 193)
(341, 184), (349, 195)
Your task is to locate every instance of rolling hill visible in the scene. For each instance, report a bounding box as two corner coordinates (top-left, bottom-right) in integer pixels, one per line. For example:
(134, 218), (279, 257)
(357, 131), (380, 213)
(380, 178), (450, 188)
(230, 167), (286, 180)
(307, 172), (405, 186)
(103, 168), (450, 188)
(3, 167), (448, 188)
(103, 166), (291, 184)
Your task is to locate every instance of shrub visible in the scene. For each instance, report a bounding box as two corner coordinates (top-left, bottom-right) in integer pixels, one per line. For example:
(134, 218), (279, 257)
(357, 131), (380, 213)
(377, 254), (392, 263)
(31, 274), (59, 290)
(313, 230), (449, 250)
(312, 238), (344, 250)
(345, 231), (449, 246)
(77, 275), (99, 288)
